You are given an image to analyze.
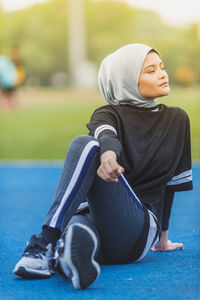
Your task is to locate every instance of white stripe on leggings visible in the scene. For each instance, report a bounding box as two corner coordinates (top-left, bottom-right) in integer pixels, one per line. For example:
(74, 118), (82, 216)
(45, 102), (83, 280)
(49, 140), (99, 228)
(135, 210), (159, 262)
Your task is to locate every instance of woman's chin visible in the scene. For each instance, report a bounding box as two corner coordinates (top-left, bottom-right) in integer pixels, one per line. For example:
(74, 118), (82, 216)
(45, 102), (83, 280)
(159, 87), (170, 97)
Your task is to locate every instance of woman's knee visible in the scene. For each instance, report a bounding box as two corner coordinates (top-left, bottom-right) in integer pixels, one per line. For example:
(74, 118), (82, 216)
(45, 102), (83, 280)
(66, 135), (100, 161)
(70, 135), (99, 147)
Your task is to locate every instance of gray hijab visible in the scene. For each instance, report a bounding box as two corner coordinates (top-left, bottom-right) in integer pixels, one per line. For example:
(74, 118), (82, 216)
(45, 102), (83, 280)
(98, 43), (159, 108)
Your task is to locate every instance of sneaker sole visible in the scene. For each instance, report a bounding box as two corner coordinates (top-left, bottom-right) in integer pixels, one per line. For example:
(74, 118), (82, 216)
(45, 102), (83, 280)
(13, 266), (52, 279)
(59, 223), (100, 289)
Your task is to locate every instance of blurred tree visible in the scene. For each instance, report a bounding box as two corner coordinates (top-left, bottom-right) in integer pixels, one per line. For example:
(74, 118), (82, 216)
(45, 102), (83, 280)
(0, 0), (199, 86)
(2, 0), (68, 85)
(175, 65), (196, 86)
(86, 0), (138, 63)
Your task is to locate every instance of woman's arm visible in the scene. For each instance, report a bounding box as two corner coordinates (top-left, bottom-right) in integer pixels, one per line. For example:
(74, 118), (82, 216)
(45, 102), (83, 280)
(152, 189), (184, 251)
(162, 189), (174, 231)
(87, 107), (125, 182)
(87, 107), (123, 158)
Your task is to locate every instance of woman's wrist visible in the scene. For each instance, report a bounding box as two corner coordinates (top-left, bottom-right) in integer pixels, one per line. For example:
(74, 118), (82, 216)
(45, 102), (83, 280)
(155, 230), (169, 249)
(100, 150), (117, 163)
(159, 230), (168, 242)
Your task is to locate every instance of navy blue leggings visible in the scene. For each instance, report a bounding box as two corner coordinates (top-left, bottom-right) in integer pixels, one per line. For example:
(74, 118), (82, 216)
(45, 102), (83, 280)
(44, 135), (158, 264)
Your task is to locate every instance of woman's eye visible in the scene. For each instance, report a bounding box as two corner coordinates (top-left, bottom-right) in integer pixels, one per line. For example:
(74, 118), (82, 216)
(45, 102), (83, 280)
(148, 70), (155, 73)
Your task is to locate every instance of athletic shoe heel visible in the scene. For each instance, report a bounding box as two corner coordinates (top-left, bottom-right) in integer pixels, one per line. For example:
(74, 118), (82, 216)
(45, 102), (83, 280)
(59, 223), (100, 290)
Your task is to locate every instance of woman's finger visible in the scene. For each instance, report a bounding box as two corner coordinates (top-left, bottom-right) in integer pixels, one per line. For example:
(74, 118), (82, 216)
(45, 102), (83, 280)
(110, 160), (125, 176)
(97, 165), (118, 182)
(102, 161), (118, 178)
(167, 242), (184, 251)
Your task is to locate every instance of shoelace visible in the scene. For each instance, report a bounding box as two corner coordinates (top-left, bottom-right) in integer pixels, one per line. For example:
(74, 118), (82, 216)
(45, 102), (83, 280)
(23, 242), (47, 259)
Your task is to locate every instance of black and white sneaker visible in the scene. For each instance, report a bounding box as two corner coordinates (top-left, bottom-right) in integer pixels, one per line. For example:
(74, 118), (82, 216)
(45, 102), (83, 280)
(13, 234), (54, 278)
(58, 223), (100, 290)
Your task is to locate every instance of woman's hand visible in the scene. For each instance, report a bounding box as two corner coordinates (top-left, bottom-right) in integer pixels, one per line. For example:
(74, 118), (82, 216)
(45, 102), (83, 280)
(151, 230), (184, 252)
(151, 240), (184, 252)
(97, 150), (124, 182)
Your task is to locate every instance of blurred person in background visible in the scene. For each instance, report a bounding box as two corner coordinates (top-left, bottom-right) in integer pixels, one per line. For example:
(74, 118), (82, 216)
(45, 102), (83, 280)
(13, 44), (192, 290)
(0, 47), (25, 111)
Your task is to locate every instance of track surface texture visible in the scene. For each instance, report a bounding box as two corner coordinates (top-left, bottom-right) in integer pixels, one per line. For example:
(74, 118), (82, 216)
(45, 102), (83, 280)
(0, 163), (199, 300)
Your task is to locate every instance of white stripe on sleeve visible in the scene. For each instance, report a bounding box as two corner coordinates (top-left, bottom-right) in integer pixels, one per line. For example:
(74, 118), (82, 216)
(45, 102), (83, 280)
(94, 124), (117, 139)
(167, 169), (192, 186)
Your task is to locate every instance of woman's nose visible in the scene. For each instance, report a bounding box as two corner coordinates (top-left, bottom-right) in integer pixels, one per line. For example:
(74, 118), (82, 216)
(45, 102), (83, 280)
(158, 69), (166, 79)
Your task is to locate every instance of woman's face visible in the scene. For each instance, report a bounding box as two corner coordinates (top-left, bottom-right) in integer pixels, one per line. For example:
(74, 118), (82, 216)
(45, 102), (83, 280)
(138, 51), (170, 99)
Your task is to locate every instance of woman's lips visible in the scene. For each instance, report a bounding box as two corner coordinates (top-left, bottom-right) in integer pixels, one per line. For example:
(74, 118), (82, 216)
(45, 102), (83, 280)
(160, 82), (168, 87)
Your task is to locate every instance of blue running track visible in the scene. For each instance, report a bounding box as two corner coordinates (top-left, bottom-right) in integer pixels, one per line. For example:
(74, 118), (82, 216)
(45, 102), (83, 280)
(0, 163), (200, 300)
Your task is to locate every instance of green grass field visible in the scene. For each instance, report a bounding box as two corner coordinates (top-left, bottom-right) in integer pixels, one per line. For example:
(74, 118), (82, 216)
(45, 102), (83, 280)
(0, 86), (200, 160)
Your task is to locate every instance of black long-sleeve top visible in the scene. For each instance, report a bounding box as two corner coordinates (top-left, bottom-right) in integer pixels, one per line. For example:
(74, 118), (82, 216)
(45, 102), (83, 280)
(87, 103), (193, 231)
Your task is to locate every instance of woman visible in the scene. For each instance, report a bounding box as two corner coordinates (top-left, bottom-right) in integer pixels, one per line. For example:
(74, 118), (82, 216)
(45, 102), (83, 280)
(13, 44), (192, 290)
